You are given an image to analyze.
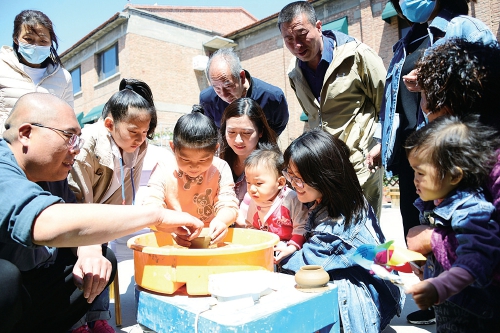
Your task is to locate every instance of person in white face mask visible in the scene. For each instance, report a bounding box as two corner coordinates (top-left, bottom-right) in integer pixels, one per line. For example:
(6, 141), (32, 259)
(0, 10), (74, 135)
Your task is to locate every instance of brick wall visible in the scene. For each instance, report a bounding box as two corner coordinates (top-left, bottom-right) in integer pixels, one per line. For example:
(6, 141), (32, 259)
(125, 33), (205, 105)
(73, 35), (127, 115)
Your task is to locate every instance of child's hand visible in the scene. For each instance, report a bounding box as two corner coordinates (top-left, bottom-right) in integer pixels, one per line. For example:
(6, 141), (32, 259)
(405, 281), (438, 310)
(274, 243), (297, 264)
(209, 219), (228, 244)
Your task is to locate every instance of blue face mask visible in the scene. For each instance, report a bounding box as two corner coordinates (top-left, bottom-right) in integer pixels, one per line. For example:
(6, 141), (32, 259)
(17, 41), (52, 65)
(399, 0), (437, 23)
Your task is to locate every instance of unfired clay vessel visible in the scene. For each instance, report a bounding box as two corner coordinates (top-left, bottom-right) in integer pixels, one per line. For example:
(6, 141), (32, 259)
(189, 228), (211, 249)
(295, 265), (330, 288)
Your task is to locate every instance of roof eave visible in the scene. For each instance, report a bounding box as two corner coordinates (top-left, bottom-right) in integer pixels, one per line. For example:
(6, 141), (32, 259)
(60, 12), (127, 60)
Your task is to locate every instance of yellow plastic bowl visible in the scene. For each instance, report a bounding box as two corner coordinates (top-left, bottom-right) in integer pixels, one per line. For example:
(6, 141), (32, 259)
(127, 228), (279, 295)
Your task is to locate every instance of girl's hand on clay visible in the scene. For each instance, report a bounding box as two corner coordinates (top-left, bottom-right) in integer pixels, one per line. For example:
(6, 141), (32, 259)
(209, 219), (228, 244)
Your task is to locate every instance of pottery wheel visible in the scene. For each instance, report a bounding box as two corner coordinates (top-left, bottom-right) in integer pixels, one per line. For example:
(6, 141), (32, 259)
(294, 284), (330, 293)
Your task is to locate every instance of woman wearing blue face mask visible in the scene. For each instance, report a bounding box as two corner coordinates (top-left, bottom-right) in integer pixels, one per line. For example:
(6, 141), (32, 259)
(366, 0), (497, 327)
(0, 10), (73, 135)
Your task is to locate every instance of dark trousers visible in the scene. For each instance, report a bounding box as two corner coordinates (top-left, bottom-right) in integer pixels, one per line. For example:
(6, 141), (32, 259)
(398, 147), (421, 239)
(0, 247), (116, 333)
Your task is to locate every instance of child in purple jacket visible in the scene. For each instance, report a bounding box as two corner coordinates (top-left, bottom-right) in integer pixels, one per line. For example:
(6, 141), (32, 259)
(405, 116), (500, 332)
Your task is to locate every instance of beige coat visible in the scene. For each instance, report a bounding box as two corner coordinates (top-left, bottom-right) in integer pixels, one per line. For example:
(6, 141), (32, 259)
(0, 45), (74, 134)
(68, 121), (147, 204)
(288, 35), (386, 187)
(288, 32), (386, 217)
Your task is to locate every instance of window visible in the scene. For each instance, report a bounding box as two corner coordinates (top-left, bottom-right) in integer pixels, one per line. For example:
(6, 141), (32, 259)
(98, 44), (118, 80)
(70, 67), (81, 93)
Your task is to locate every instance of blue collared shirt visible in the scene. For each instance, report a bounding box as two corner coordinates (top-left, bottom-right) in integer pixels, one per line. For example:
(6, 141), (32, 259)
(298, 35), (335, 102)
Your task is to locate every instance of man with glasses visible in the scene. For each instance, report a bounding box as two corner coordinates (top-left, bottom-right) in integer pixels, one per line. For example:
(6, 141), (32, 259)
(0, 92), (204, 332)
(278, 1), (386, 219)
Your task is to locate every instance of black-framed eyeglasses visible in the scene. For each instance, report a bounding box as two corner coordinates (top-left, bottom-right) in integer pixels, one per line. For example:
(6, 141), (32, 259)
(31, 123), (84, 150)
(282, 168), (305, 189)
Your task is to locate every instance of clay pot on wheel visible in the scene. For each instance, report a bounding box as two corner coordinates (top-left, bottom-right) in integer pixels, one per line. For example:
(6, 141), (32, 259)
(189, 228), (212, 249)
(295, 265), (329, 288)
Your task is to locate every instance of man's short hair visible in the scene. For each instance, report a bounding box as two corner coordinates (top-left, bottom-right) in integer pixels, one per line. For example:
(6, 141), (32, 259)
(205, 48), (243, 82)
(277, 1), (317, 31)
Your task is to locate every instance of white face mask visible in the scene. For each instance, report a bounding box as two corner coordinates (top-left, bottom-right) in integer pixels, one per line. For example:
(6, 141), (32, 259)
(423, 111), (432, 124)
(17, 41), (52, 64)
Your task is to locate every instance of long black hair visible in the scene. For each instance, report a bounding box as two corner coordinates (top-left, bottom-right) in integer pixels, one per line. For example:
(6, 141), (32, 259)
(102, 78), (157, 139)
(284, 129), (366, 226)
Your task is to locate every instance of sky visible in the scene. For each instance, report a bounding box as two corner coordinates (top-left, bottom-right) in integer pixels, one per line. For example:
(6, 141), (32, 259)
(1, 0), (294, 53)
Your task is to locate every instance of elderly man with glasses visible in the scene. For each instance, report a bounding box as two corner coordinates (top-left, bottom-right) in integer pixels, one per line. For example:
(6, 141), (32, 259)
(200, 48), (289, 136)
(0, 92), (204, 333)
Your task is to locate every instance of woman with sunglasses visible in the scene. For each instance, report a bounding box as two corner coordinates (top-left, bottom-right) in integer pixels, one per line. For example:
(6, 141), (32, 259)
(0, 10), (73, 135)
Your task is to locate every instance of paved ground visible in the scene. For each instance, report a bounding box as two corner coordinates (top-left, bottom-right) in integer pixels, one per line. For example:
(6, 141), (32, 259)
(106, 205), (436, 333)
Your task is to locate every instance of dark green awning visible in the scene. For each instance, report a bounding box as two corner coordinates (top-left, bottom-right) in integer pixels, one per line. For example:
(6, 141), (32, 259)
(76, 112), (84, 127)
(81, 104), (105, 125)
(322, 16), (348, 34)
(382, 2), (397, 23)
(300, 111), (308, 122)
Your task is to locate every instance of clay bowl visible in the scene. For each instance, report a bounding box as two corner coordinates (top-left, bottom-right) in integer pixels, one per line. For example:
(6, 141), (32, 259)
(189, 228), (212, 249)
(295, 265), (330, 289)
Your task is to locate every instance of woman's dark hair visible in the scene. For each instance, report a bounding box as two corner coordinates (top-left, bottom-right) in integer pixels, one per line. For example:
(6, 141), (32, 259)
(172, 104), (219, 151)
(219, 98), (277, 171)
(283, 129), (366, 226)
(438, 0), (476, 16)
(405, 115), (500, 190)
(12, 10), (62, 66)
(102, 78), (157, 139)
(416, 38), (500, 131)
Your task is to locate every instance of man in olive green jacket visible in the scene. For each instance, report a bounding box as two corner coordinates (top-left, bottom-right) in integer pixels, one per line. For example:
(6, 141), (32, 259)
(278, 1), (386, 219)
